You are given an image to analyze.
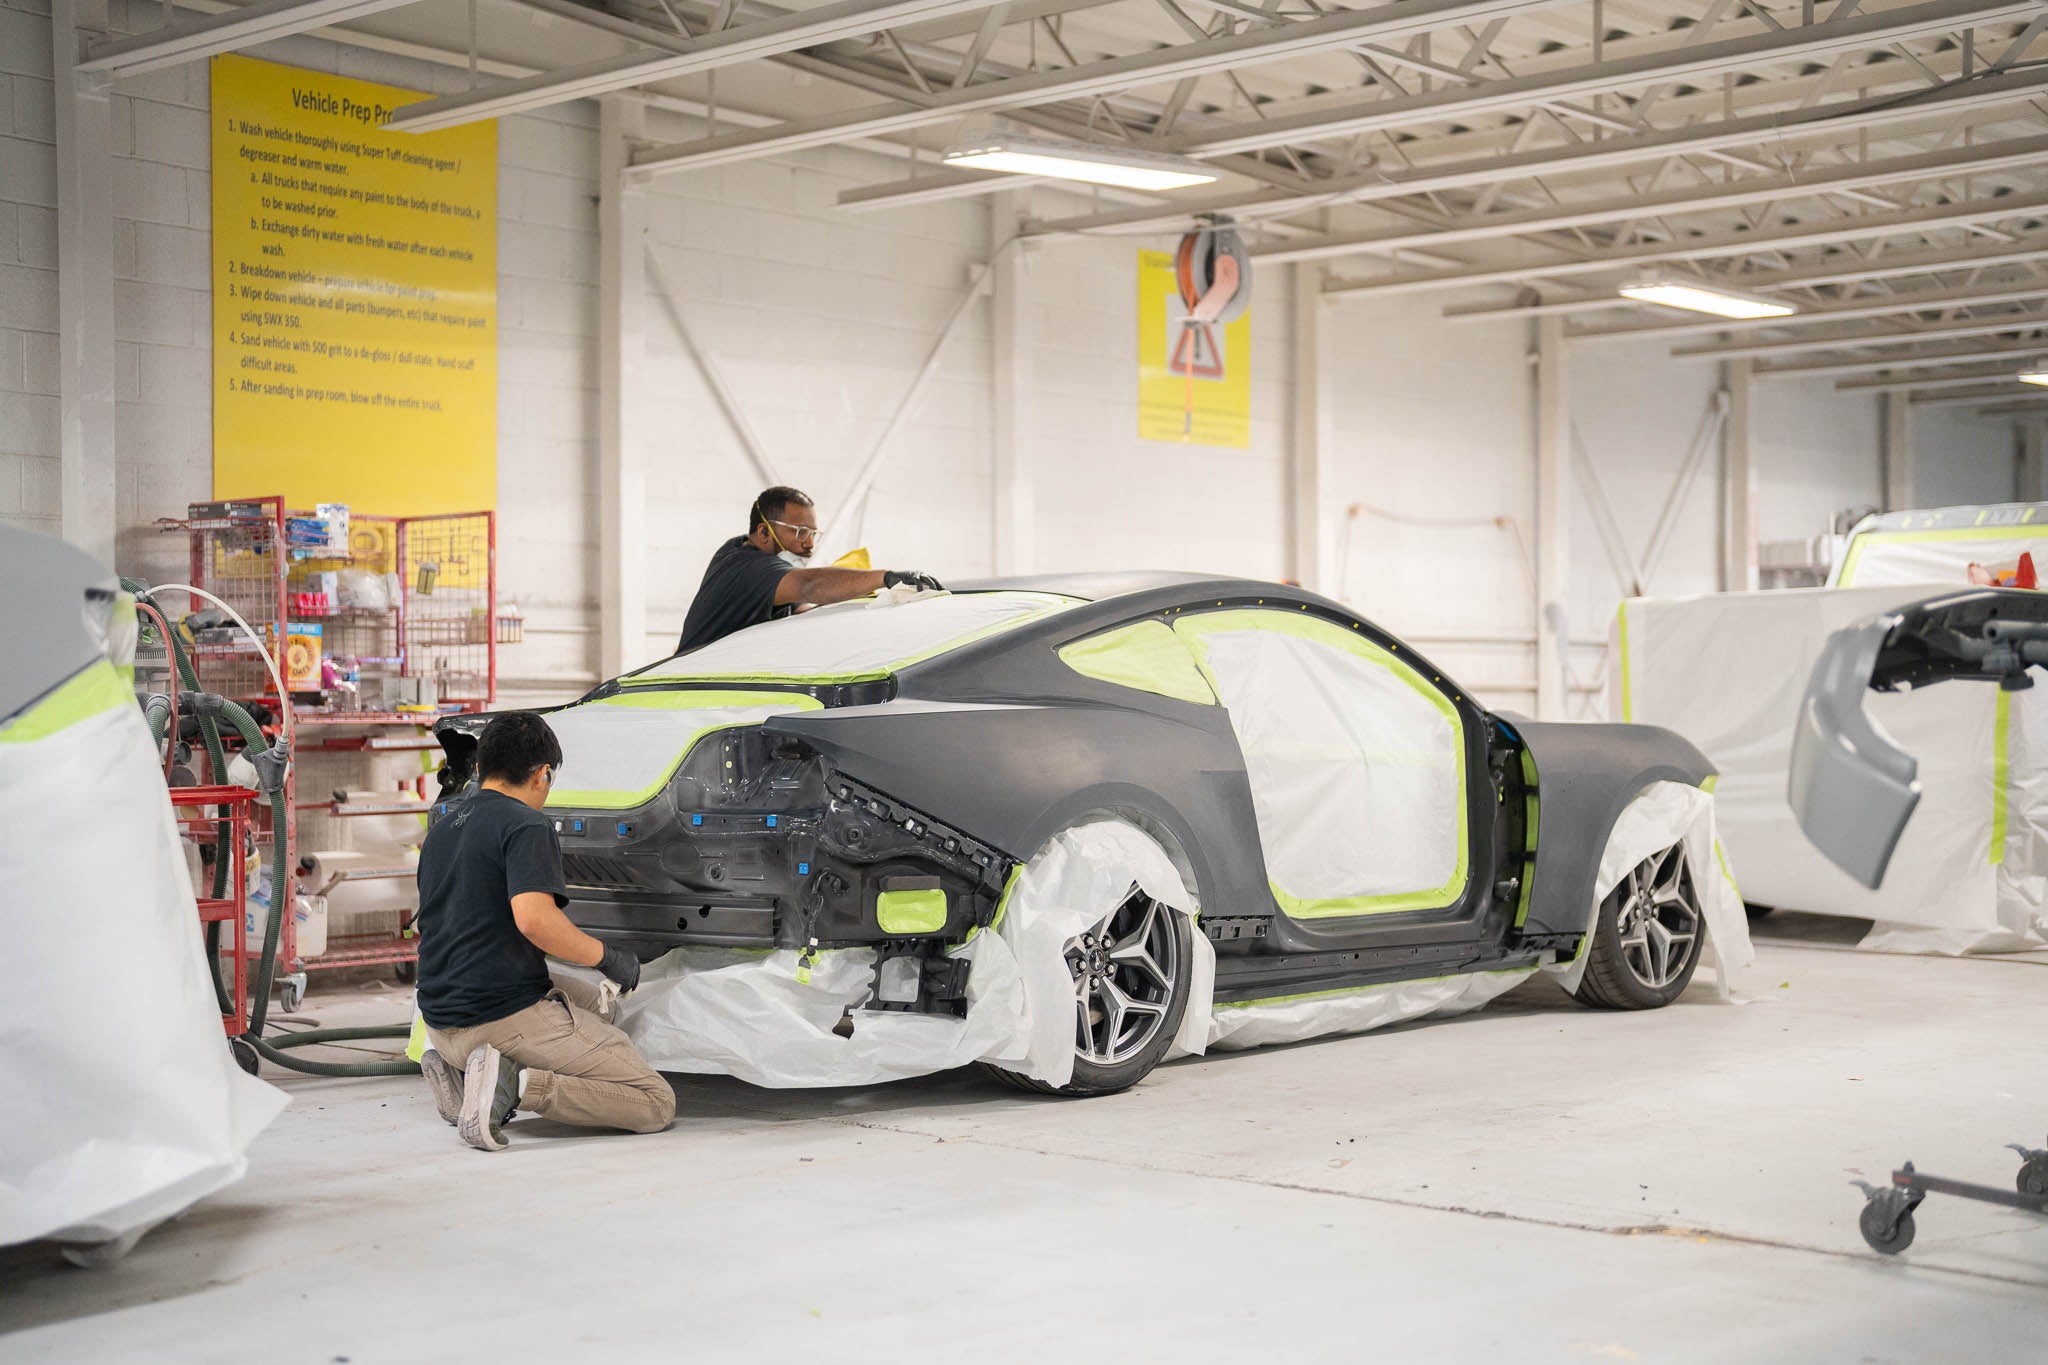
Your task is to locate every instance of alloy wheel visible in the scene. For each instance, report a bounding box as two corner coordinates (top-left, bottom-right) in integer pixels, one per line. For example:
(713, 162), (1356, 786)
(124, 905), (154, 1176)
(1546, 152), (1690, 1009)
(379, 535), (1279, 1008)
(1613, 842), (1701, 992)
(1068, 887), (1181, 1066)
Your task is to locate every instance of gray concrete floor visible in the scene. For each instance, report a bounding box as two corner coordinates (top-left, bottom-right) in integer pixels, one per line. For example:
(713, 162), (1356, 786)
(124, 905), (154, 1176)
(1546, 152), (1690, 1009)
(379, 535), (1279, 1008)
(6, 919), (2048, 1362)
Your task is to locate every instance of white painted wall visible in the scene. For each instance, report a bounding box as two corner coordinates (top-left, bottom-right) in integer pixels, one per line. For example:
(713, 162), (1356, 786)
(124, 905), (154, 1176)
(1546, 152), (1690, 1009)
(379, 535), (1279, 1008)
(0, 6), (2027, 714)
(1915, 406), (2019, 507)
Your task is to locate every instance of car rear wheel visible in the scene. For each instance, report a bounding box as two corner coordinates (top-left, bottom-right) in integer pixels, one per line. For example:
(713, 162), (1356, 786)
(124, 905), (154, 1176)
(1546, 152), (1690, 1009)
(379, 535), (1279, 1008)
(984, 885), (1193, 1097)
(1573, 840), (1705, 1011)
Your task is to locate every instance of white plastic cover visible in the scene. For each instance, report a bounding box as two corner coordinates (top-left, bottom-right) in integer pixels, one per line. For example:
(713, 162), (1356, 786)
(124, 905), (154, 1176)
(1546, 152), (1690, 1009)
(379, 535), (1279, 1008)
(542, 697), (819, 808)
(633, 590), (1076, 682)
(1, 666), (285, 1252)
(1617, 587), (2048, 952)
(1545, 779), (1754, 997)
(615, 819), (1213, 1089)
(1179, 613), (1464, 910)
(1205, 970), (1533, 1052)
(1835, 525), (2048, 588)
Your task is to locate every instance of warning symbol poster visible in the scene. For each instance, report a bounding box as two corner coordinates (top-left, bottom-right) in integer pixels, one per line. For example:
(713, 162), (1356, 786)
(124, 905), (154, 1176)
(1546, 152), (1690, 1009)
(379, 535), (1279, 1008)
(1136, 248), (1250, 448)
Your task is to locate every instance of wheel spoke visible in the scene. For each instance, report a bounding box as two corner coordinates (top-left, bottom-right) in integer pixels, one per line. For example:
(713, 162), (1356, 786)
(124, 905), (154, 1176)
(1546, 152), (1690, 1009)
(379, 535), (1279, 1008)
(1109, 939), (1170, 993)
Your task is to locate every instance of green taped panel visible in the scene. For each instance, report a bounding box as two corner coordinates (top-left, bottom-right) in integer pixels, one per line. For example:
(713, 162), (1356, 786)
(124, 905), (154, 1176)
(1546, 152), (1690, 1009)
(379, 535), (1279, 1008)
(1174, 609), (1470, 921)
(1, 661), (131, 745)
(1838, 523), (2048, 587)
(1615, 601), (1634, 723)
(594, 689), (823, 712)
(877, 888), (948, 935)
(1058, 620), (1217, 706)
(1993, 688), (2011, 865)
(545, 694), (821, 811)
(631, 592), (1078, 685)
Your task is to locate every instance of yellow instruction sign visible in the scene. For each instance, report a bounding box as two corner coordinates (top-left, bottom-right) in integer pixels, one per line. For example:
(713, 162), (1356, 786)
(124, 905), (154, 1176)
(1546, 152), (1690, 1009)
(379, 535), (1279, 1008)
(211, 55), (497, 514)
(1136, 248), (1250, 449)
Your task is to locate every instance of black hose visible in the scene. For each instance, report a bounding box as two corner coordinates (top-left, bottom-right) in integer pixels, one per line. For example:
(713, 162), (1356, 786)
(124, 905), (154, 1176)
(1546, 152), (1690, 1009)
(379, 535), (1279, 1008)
(132, 581), (420, 1079)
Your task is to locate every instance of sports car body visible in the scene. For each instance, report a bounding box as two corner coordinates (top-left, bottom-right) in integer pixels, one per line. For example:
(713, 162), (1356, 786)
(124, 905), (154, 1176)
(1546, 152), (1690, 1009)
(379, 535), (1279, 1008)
(435, 573), (1748, 1094)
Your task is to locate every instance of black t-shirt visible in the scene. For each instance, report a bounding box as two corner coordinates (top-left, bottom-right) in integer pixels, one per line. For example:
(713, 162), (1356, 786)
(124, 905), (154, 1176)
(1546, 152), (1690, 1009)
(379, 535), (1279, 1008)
(676, 536), (792, 654)
(414, 789), (568, 1029)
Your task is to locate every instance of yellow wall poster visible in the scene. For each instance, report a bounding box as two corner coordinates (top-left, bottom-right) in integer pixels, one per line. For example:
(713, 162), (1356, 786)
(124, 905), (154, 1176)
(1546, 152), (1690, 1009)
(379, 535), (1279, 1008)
(1136, 248), (1251, 449)
(211, 54), (497, 515)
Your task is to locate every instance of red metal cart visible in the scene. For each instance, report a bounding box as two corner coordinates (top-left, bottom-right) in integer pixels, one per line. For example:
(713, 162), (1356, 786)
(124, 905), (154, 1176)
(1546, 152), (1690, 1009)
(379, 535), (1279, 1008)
(170, 783), (260, 1075)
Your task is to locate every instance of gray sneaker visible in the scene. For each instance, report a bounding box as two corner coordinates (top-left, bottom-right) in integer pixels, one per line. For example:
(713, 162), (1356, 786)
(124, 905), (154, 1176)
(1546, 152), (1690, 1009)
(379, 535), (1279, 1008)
(420, 1048), (463, 1126)
(457, 1045), (523, 1152)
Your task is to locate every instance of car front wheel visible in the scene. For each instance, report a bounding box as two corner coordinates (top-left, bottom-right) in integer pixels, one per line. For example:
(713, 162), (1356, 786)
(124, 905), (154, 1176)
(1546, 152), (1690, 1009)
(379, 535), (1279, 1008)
(1573, 839), (1705, 1010)
(985, 885), (1193, 1097)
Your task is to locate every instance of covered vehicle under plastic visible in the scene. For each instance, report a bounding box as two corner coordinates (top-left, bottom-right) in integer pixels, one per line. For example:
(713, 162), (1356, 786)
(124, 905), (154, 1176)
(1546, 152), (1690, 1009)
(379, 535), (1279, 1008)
(432, 582), (1749, 1089)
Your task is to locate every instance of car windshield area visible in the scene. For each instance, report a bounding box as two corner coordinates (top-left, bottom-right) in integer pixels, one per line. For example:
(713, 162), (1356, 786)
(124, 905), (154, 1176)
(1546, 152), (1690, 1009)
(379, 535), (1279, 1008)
(630, 590), (1080, 684)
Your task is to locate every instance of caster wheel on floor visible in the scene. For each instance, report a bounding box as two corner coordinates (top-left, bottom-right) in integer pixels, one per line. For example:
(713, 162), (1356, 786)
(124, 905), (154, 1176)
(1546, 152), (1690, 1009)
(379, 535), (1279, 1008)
(1859, 1196), (1917, 1256)
(277, 974), (306, 1014)
(394, 959), (416, 985)
(2016, 1153), (2048, 1200)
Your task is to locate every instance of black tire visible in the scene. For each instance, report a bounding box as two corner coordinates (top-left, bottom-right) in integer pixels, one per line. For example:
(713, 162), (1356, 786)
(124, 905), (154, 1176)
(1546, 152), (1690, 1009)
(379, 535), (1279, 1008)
(1859, 1200), (1916, 1255)
(983, 888), (1194, 1098)
(1574, 840), (1706, 1011)
(393, 959), (417, 985)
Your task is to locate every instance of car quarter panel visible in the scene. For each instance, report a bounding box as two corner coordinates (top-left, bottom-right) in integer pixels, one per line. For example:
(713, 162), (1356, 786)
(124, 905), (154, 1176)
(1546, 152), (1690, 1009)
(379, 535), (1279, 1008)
(1502, 714), (1716, 940)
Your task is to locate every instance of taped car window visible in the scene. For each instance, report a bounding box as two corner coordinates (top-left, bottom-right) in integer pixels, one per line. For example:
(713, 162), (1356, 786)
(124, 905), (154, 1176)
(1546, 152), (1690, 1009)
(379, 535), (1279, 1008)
(1057, 620), (1217, 706)
(1175, 609), (1468, 918)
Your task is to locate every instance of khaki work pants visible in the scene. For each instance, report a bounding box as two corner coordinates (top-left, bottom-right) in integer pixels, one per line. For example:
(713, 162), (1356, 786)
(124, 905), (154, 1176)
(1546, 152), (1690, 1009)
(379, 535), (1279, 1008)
(426, 971), (675, 1135)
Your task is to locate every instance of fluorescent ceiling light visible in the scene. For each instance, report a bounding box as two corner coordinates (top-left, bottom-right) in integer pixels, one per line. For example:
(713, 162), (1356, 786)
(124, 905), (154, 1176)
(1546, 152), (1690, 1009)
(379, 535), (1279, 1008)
(2021, 369), (2048, 387)
(1618, 278), (1797, 321)
(943, 133), (1216, 192)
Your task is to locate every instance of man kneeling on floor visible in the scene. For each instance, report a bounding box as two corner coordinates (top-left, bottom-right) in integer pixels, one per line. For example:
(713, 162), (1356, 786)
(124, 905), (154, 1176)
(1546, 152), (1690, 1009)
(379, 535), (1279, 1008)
(415, 711), (675, 1151)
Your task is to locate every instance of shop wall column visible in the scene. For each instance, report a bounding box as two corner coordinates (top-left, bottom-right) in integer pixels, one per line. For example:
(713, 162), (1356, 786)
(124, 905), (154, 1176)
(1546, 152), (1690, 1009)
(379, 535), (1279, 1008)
(1882, 390), (1914, 511)
(598, 96), (648, 676)
(1289, 262), (1323, 593)
(1720, 356), (1756, 591)
(53, 0), (117, 565)
(989, 190), (1032, 576)
(1534, 315), (1570, 721)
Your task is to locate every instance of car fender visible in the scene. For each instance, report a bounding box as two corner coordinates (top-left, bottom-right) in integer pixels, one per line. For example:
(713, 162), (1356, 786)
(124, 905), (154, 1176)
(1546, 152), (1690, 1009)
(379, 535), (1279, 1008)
(1497, 714), (1716, 940)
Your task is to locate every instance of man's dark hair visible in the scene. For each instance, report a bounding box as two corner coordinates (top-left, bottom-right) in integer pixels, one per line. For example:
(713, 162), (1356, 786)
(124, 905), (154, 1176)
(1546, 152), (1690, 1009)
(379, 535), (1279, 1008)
(477, 711), (563, 785)
(749, 485), (814, 535)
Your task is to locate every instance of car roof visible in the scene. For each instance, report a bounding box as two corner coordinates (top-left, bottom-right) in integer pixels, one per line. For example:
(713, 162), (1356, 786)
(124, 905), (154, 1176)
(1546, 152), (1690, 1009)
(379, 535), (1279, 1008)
(948, 571), (1296, 603)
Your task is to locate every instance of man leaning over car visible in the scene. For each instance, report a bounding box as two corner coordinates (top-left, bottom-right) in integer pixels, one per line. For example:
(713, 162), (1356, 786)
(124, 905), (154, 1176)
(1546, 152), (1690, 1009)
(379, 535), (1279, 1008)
(414, 711), (676, 1152)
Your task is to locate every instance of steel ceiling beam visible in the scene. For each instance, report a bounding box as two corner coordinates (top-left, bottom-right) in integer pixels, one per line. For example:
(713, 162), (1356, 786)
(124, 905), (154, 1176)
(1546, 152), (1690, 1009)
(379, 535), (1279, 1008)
(1322, 188), (2048, 298)
(1174, 0), (2044, 159)
(1252, 133), (2048, 267)
(78, 0), (422, 76)
(1968, 397), (2048, 414)
(1910, 383), (2048, 406)
(385, 0), (1020, 132)
(1755, 336), (2048, 378)
(996, 63), (2048, 235)
(627, 0), (1562, 176)
(1570, 278), (2048, 344)
(1672, 309), (2048, 360)
(1442, 238), (2048, 321)
(1838, 364), (2048, 392)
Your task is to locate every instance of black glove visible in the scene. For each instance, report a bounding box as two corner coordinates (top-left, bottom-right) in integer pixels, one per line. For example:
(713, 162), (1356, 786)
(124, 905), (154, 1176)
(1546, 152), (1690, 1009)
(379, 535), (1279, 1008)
(597, 943), (641, 994)
(883, 570), (944, 592)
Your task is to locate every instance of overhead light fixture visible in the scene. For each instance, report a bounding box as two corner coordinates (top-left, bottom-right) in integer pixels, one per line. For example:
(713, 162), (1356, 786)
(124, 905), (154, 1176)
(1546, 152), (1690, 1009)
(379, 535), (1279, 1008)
(1617, 277), (1797, 321)
(942, 131), (1217, 192)
(2020, 367), (2048, 387)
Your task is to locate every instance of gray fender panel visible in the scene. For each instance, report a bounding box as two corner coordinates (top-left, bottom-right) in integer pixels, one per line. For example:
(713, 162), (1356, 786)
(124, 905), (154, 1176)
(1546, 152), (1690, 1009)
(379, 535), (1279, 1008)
(763, 700), (1271, 915)
(1498, 714), (1716, 938)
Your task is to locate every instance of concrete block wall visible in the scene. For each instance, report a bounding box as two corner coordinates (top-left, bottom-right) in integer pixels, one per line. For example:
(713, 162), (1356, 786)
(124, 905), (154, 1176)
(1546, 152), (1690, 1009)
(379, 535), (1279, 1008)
(0, 5), (599, 700)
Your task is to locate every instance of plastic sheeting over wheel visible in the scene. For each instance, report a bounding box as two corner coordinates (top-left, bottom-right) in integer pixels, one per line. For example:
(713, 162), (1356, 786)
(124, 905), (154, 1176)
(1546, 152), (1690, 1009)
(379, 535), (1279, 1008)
(1616, 587), (2048, 953)
(615, 819), (1213, 1089)
(1546, 780), (1754, 998)
(0, 661), (285, 1253)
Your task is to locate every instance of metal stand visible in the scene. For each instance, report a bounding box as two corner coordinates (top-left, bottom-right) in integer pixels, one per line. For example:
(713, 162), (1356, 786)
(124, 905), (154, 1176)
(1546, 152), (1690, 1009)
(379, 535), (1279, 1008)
(1855, 1141), (2048, 1254)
